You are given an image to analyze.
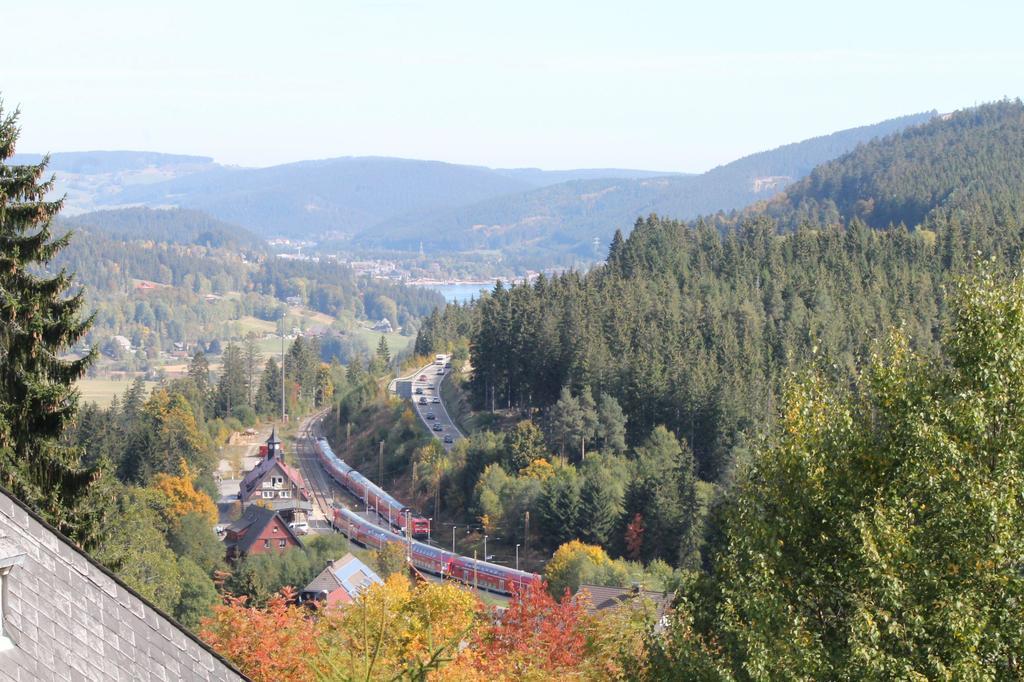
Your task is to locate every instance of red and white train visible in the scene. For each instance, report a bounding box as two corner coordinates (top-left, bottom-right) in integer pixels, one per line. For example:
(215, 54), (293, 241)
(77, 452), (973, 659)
(333, 506), (540, 595)
(313, 437), (431, 537)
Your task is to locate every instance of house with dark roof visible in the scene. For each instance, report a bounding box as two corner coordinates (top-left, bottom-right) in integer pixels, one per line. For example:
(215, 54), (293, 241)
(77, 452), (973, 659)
(223, 505), (303, 563)
(0, 486), (246, 681)
(239, 429), (313, 523)
(300, 554), (382, 607)
(577, 583), (673, 632)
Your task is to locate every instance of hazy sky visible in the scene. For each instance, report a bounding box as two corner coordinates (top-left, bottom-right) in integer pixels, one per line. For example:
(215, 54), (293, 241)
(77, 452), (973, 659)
(4, 0), (1022, 172)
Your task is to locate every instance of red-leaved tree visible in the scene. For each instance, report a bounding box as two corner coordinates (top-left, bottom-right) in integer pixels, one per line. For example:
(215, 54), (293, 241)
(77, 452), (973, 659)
(444, 579), (589, 679)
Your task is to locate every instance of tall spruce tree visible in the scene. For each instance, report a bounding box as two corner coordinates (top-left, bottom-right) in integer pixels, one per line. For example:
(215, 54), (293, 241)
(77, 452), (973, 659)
(0, 103), (98, 542)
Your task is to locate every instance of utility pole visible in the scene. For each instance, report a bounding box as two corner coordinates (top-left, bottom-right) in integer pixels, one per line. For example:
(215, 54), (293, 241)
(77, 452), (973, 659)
(516, 544), (520, 571)
(523, 511), (530, 570)
(452, 525), (457, 553)
(280, 332), (286, 422)
(378, 440), (384, 485)
(406, 510), (412, 561)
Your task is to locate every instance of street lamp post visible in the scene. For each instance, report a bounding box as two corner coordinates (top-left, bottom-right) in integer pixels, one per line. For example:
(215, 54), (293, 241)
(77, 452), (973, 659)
(427, 518), (433, 544)
(515, 544), (520, 571)
(483, 534), (488, 562)
(452, 525), (457, 553)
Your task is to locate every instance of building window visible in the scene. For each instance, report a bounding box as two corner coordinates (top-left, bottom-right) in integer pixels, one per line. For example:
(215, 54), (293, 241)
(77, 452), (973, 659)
(280, 490), (290, 499)
(278, 539), (286, 549)
(263, 539), (270, 548)
(0, 539), (26, 652)
(262, 491), (274, 499)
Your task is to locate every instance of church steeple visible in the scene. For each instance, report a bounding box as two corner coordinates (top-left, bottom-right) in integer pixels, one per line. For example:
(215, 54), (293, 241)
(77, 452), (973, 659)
(266, 427), (282, 460)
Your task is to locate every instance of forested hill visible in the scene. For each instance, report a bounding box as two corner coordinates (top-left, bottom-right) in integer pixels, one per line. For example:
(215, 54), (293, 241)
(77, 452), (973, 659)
(63, 207), (266, 252)
(732, 100), (1024, 240)
(8, 150), (213, 173)
(416, 101), (1024, 485)
(363, 111), (935, 255)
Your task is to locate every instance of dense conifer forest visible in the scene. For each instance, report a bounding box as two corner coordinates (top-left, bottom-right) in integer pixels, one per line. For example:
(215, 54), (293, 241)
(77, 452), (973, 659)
(415, 100), (1024, 557)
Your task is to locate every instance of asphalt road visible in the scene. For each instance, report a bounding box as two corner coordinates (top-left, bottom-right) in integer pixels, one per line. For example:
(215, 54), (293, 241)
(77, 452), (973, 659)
(406, 356), (464, 451)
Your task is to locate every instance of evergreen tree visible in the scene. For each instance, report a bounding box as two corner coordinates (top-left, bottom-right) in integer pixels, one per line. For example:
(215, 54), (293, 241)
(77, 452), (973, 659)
(595, 393), (628, 454)
(215, 342), (247, 418)
(545, 387), (583, 458)
(376, 335), (391, 366)
(255, 357), (282, 417)
(187, 349), (210, 395)
(536, 466), (581, 550)
(578, 465), (623, 547)
(0, 103), (100, 543)
(243, 333), (260, 407)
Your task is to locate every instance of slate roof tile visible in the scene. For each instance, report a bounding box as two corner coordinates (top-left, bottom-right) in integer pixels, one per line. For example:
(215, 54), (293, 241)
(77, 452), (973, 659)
(0, 486), (247, 681)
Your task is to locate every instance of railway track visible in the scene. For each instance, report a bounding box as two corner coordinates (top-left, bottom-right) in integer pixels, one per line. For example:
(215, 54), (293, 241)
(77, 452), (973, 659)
(293, 408), (340, 520)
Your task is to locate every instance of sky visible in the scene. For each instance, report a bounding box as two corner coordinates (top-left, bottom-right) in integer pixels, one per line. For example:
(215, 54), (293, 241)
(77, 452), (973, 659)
(4, 0), (1023, 173)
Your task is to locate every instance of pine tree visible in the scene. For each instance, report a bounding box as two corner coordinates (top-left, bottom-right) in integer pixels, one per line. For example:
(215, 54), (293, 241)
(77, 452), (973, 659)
(595, 393), (628, 454)
(0, 103), (100, 543)
(216, 342), (247, 418)
(243, 333), (260, 407)
(376, 335), (391, 366)
(255, 357), (282, 417)
(536, 467), (581, 550)
(578, 465), (623, 547)
(188, 349), (210, 394)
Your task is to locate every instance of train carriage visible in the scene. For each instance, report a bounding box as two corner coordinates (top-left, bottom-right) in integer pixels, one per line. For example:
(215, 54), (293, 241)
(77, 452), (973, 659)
(333, 506), (537, 596)
(315, 437), (431, 538)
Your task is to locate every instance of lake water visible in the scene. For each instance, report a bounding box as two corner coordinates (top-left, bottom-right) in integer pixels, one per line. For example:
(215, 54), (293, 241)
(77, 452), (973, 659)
(429, 283), (493, 304)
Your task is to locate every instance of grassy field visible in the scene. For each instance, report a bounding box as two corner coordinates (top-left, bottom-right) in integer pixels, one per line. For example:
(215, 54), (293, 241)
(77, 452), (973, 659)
(352, 327), (414, 356)
(77, 377), (156, 407)
(234, 316), (277, 335)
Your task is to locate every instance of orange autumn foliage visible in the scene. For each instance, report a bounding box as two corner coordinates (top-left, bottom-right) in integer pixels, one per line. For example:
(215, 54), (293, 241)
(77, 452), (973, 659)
(199, 587), (320, 682)
(151, 459), (217, 526)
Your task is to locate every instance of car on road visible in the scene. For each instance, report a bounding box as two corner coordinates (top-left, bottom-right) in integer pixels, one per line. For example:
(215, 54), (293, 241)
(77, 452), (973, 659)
(288, 521), (310, 536)
(419, 375), (427, 381)
(443, 434), (453, 443)
(425, 412), (435, 420)
(436, 368), (444, 374)
(431, 396), (441, 403)
(432, 423), (443, 431)
(418, 396), (427, 404)
(415, 387), (423, 394)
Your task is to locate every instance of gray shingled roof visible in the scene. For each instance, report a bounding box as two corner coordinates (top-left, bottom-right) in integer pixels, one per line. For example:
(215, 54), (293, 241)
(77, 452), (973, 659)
(0, 485), (248, 681)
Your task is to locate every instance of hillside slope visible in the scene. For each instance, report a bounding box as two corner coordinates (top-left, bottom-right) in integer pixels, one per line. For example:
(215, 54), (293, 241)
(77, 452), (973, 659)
(744, 100), (1024, 240)
(100, 159), (684, 239)
(63, 207), (266, 252)
(420, 101), (1024, 485)
(362, 111), (936, 255)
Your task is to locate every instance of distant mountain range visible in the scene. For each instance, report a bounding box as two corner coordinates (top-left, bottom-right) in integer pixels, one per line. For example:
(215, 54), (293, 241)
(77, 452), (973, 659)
(15, 111), (936, 262)
(364, 112), (936, 256)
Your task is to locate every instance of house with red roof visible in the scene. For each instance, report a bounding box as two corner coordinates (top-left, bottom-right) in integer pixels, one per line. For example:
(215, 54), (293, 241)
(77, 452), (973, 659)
(300, 553), (383, 607)
(223, 504), (304, 562)
(238, 428), (313, 523)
